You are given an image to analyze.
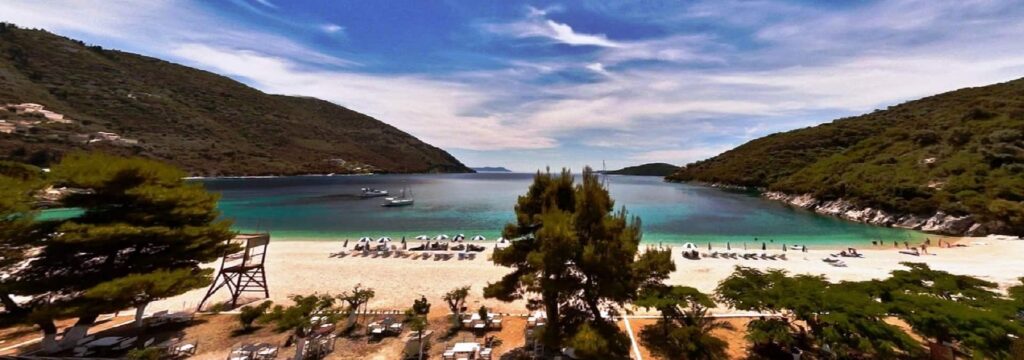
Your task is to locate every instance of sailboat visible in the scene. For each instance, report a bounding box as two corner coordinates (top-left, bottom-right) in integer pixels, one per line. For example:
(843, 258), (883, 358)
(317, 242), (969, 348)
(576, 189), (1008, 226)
(382, 187), (414, 207)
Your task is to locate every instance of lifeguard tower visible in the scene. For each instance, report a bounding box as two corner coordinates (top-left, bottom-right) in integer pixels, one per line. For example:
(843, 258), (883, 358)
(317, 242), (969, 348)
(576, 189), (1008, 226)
(198, 233), (270, 310)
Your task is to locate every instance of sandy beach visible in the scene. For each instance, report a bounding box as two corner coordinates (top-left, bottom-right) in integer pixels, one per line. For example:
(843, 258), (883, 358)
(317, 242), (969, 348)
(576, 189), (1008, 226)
(150, 235), (1024, 315)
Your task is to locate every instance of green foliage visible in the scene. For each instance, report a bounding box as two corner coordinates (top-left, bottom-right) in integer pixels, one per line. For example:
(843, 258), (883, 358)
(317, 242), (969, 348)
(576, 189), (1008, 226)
(85, 268), (211, 307)
(669, 79), (1024, 234)
(125, 347), (164, 360)
(411, 295), (430, 315)
(0, 153), (234, 343)
(484, 168), (675, 355)
(238, 301), (273, 330)
(0, 25), (469, 175)
(261, 294), (338, 336)
(715, 267), (922, 358)
(338, 284), (375, 313)
(443, 286), (470, 327)
(637, 286), (730, 360)
(866, 263), (1024, 359)
(606, 163), (680, 176)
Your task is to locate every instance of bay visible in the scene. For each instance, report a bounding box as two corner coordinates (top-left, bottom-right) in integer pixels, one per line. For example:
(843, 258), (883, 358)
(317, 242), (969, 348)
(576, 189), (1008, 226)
(200, 173), (923, 246)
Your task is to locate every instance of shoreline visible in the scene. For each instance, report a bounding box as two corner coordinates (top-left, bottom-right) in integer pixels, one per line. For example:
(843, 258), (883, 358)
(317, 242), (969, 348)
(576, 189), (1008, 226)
(149, 235), (1022, 316)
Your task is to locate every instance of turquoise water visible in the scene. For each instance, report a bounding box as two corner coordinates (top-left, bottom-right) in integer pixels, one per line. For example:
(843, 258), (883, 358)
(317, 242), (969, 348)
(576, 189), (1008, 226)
(193, 173), (923, 247)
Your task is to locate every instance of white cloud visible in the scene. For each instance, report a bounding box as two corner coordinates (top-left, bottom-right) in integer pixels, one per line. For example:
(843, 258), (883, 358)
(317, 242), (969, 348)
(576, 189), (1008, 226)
(321, 23), (344, 34)
(252, 0), (277, 9)
(483, 8), (622, 48)
(169, 44), (556, 151)
(585, 62), (608, 75)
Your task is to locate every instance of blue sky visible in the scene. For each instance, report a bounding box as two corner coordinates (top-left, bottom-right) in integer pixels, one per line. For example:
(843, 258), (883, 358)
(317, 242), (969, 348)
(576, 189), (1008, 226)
(3, 0), (1024, 171)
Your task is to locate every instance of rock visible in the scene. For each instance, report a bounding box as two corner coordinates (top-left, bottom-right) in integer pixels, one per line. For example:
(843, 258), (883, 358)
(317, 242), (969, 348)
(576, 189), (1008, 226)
(919, 212), (974, 234)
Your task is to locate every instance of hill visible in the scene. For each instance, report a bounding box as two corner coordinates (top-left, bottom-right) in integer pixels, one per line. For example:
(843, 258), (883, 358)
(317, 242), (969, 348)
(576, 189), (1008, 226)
(668, 78), (1024, 236)
(472, 166), (512, 173)
(606, 163), (679, 176)
(0, 24), (471, 176)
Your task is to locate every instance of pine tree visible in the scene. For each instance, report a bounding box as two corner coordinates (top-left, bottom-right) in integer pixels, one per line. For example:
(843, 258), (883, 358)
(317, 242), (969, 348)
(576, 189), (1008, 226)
(0, 153), (235, 351)
(484, 167), (674, 358)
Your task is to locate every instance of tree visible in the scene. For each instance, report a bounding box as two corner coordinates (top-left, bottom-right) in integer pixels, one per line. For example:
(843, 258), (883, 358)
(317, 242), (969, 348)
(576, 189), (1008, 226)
(443, 286), (470, 328)
(261, 294), (338, 360)
(0, 162), (44, 335)
(338, 284), (375, 331)
(85, 268), (212, 328)
(404, 298), (430, 360)
(638, 286), (730, 360)
(870, 263), (1023, 359)
(0, 153), (235, 352)
(716, 266), (921, 358)
(484, 168), (674, 358)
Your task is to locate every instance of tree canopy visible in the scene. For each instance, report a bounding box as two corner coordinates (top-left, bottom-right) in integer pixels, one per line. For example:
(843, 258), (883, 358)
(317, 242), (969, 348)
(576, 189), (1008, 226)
(0, 153), (235, 351)
(484, 168), (674, 358)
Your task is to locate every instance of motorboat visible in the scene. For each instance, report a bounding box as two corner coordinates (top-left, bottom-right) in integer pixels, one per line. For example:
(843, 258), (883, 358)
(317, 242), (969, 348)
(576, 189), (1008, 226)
(362, 187), (389, 198)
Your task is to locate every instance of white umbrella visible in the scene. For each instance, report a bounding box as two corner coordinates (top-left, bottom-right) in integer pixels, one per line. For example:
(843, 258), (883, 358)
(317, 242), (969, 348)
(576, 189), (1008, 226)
(434, 234), (449, 240)
(472, 235), (486, 241)
(682, 242), (698, 251)
(454, 234), (466, 241)
(415, 235), (430, 240)
(358, 237), (372, 243)
(377, 237), (393, 244)
(495, 237), (511, 249)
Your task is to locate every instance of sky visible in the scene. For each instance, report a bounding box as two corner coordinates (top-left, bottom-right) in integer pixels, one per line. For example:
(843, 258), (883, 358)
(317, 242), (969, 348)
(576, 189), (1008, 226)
(3, 1), (1024, 172)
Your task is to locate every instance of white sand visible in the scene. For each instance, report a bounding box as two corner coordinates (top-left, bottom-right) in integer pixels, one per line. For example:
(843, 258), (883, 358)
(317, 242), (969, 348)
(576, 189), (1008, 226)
(150, 236), (1024, 315)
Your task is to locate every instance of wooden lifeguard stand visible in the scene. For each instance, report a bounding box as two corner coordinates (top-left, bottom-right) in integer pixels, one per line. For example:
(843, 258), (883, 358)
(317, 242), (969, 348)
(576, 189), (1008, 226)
(198, 233), (270, 311)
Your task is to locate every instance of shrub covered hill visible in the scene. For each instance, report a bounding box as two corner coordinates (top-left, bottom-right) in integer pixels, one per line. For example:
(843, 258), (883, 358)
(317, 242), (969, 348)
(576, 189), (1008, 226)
(668, 78), (1024, 236)
(606, 162), (679, 176)
(0, 24), (470, 176)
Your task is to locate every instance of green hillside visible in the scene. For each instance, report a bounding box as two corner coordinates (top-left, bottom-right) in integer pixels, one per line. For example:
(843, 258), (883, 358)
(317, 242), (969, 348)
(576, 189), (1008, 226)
(0, 24), (470, 176)
(669, 78), (1024, 234)
(606, 162), (679, 176)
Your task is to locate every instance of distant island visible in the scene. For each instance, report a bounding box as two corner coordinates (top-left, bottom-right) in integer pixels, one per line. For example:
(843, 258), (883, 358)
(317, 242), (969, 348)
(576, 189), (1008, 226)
(472, 166), (513, 173)
(605, 163), (679, 176)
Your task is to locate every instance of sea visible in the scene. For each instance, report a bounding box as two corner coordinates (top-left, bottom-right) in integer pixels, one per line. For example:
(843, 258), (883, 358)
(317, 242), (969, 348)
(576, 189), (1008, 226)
(189, 173), (923, 247)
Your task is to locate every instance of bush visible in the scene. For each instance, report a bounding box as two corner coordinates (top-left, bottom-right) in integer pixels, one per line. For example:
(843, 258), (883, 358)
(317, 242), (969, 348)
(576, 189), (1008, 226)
(125, 347), (164, 360)
(239, 301), (273, 330)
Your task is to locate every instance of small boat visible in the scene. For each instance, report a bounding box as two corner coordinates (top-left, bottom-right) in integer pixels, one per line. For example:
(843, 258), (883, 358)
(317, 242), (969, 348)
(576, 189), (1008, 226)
(382, 188), (414, 207)
(361, 188), (389, 198)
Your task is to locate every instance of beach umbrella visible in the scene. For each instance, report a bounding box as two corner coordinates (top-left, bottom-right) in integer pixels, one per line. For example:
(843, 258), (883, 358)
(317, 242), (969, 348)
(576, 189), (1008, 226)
(343, 239), (349, 248)
(472, 235), (486, 241)
(415, 235), (430, 240)
(682, 243), (697, 251)
(762, 243), (766, 251)
(377, 237), (392, 244)
(454, 234), (466, 241)
(727, 242), (731, 250)
(434, 234), (449, 241)
(358, 237), (372, 243)
(708, 242), (712, 251)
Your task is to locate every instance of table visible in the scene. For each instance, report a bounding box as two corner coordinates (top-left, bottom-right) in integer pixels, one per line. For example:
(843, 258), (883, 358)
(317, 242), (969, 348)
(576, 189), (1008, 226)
(451, 342), (480, 353)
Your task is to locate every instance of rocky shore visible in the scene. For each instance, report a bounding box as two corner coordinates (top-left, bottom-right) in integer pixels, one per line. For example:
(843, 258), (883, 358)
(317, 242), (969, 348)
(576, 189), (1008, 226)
(762, 191), (1008, 236)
